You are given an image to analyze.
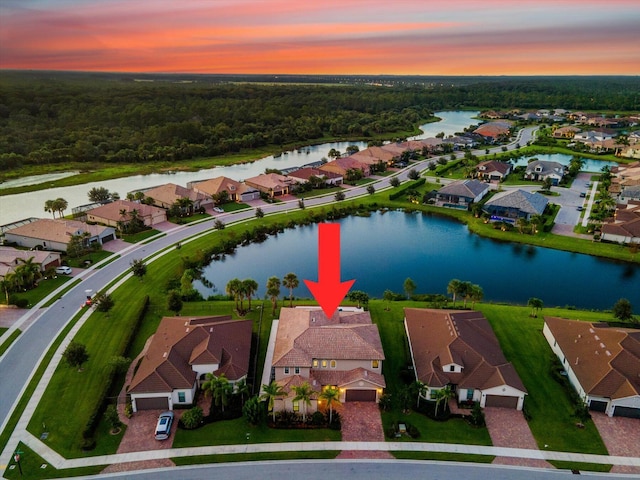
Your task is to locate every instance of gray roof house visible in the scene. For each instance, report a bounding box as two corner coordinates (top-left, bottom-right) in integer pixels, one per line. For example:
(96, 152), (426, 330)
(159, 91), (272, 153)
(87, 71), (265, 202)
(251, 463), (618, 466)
(435, 179), (490, 210)
(483, 189), (548, 223)
(524, 160), (566, 186)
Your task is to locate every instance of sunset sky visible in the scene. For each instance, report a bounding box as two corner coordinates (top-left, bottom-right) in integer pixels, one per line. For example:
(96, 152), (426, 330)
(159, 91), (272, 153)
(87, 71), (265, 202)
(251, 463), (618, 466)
(1, 0), (639, 75)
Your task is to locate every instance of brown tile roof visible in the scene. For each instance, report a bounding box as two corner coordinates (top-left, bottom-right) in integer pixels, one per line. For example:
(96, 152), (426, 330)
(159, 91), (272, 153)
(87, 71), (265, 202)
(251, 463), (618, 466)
(190, 176), (242, 196)
(0, 246), (60, 274)
(144, 183), (211, 206)
(476, 160), (512, 175)
(5, 218), (111, 245)
(287, 167), (342, 181)
(272, 308), (385, 368)
(351, 146), (396, 164)
(473, 121), (512, 138)
(544, 317), (640, 400)
(244, 173), (301, 191)
(129, 316), (252, 394)
(86, 200), (165, 223)
(320, 157), (370, 174)
(404, 308), (526, 393)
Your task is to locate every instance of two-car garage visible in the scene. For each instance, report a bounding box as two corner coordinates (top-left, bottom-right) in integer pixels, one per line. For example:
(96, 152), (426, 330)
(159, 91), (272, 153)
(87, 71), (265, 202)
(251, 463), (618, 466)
(485, 394), (520, 409)
(131, 395), (170, 412)
(345, 389), (377, 402)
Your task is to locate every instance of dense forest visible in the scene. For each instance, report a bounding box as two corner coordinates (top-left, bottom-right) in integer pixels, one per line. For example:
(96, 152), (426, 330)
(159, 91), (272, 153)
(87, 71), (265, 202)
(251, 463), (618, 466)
(1, 72), (638, 172)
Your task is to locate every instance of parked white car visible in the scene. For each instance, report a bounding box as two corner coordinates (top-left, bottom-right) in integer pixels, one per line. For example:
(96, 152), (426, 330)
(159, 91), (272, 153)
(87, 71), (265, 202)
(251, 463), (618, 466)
(55, 266), (72, 275)
(154, 411), (174, 440)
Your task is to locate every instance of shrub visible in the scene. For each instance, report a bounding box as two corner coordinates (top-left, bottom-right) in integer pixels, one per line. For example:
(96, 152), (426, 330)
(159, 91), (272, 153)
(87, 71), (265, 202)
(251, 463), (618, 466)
(243, 396), (265, 426)
(468, 402), (486, 427)
(311, 411), (325, 425)
(181, 406), (204, 429)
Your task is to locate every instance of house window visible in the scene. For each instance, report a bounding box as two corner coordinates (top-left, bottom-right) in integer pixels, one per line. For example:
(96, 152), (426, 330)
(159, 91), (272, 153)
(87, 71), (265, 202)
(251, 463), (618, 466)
(372, 360), (379, 369)
(321, 360), (327, 368)
(284, 367), (290, 374)
(294, 367), (300, 374)
(313, 359), (318, 367)
(330, 360), (336, 368)
(178, 392), (186, 403)
(293, 400), (299, 412)
(449, 365), (455, 372)
(466, 389), (474, 400)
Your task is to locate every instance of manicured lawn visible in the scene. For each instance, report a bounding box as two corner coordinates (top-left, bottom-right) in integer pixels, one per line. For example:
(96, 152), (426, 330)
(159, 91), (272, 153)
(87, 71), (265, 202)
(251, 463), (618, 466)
(221, 202), (251, 212)
(6, 275), (72, 308)
(549, 460), (612, 473)
(2, 443), (105, 480)
(122, 229), (161, 243)
(172, 450), (340, 466)
(65, 250), (113, 268)
(295, 186), (342, 199)
(392, 451), (495, 463)
(476, 304), (608, 455)
(173, 417), (340, 447)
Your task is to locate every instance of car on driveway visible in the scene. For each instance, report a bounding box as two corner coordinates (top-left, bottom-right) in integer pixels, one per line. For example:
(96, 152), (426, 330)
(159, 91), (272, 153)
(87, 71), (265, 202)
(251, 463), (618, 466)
(154, 411), (174, 440)
(55, 266), (72, 275)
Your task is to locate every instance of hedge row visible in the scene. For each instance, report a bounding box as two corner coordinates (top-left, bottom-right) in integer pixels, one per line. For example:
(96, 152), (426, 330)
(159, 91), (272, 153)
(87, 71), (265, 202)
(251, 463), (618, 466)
(388, 178), (426, 200)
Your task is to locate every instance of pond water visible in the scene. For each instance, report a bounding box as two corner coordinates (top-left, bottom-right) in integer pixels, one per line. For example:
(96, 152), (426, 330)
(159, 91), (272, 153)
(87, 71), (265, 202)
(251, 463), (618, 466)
(0, 111), (479, 225)
(194, 211), (639, 311)
(510, 153), (618, 172)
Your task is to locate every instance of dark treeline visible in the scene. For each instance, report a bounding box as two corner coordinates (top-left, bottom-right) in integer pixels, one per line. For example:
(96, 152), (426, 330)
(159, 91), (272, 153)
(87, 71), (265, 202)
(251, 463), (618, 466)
(1, 72), (638, 171)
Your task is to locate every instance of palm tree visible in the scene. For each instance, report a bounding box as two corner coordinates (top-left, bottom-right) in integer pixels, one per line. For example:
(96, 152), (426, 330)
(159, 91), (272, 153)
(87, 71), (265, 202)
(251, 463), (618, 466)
(527, 297), (544, 317)
(15, 256), (42, 289)
(319, 386), (341, 424)
(433, 385), (455, 416)
(44, 199), (57, 218)
(529, 214), (543, 234)
(266, 276), (281, 315)
(282, 272), (299, 307)
(1, 272), (16, 304)
(53, 197), (68, 218)
(242, 279), (258, 311)
(226, 278), (242, 312)
(447, 279), (462, 307)
(260, 381), (286, 422)
(412, 380), (426, 408)
(469, 284), (484, 309)
(235, 378), (250, 405)
(203, 373), (232, 413)
(292, 381), (315, 422)
(459, 281), (472, 308)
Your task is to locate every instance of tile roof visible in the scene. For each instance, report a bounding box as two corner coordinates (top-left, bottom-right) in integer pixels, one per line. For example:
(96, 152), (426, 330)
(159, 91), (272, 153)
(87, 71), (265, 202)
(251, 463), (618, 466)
(0, 246), (60, 273)
(190, 176), (242, 196)
(438, 179), (489, 198)
(525, 160), (566, 177)
(473, 121), (512, 138)
(544, 317), (640, 400)
(484, 189), (548, 215)
(272, 308), (385, 368)
(244, 173), (302, 190)
(5, 218), (112, 245)
(476, 160), (512, 175)
(287, 167), (342, 181)
(144, 183), (211, 205)
(86, 200), (165, 223)
(129, 316), (252, 394)
(404, 308), (527, 393)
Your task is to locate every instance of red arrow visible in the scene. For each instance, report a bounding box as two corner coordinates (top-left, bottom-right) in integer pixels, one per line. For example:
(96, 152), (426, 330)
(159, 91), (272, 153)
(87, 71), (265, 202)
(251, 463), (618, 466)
(304, 223), (355, 317)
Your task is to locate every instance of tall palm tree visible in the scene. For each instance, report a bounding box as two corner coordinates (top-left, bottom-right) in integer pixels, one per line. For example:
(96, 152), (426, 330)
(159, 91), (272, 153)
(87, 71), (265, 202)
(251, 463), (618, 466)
(44, 199), (57, 218)
(260, 381), (286, 423)
(447, 279), (462, 307)
(1, 272), (16, 304)
(469, 284), (484, 309)
(226, 278), (242, 312)
(282, 272), (299, 307)
(433, 385), (455, 416)
(242, 279), (258, 311)
(459, 281), (472, 309)
(319, 386), (341, 424)
(15, 256), (42, 289)
(203, 373), (232, 413)
(266, 276), (281, 315)
(53, 197), (68, 218)
(292, 382), (314, 422)
(412, 380), (427, 408)
(235, 378), (250, 405)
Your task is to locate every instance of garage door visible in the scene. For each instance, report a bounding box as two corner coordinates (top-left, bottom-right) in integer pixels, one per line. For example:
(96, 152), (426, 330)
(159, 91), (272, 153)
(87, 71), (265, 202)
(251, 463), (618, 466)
(589, 400), (608, 412)
(135, 397), (169, 410)
(345, 389), (376, 402)
(485, 395), (518, 409)
(613, 406), (640, 419)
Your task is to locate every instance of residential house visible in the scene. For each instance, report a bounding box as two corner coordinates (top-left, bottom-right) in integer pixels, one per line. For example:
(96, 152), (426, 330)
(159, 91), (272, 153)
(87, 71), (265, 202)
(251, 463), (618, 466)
(552, 126), (581, 139)
(442, 135), (477, 150)
(189, 176), (261, 202)
(319, 157), (371, 178)
(601, 201), (640, 244)
(573, 130), (616, 144)
(524, 160), (566, 185)
(473, 121), (512, 142)
(351, 146), (397, 166)
(0, 246), (61, 279)
(85, 200), (167, 229)
(244, 173), (303, 198)
(543, 317), (640, 418)
(268, 307), (385, 414)
(287, 167), (343, 186)
(475, 160), (512, 182)
(128, 316), (252, 412)
(483, 189), (548, 223)
(404, 308), (527, 410)
(4, 218), (115, 252)
(435, 179), (490, 210)
(143, 183), (212, 210)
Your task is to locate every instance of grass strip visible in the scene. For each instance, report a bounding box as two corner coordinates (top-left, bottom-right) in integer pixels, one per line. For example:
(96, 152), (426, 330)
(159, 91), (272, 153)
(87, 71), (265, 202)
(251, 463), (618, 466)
(391, 451), (495, 463)
(172, 450), (340, 466)
(548, 460), (612, 473)
(0, 329), (21, 357)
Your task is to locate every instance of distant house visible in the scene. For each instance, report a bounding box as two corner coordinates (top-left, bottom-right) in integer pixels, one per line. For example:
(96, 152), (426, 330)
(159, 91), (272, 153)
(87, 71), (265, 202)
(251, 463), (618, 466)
(128, 316), (252, 412)
(524, 160), (566, 185)
(473, 121), (512, 142)
(244, 173), (302, 198)
(573, 130), (616, 143)
(601, 201), (640, 244)
(442, 135), (477, 150)
(85, 200), (167, 229)
(475, 160), (512, 182)
(483, 189), (548, 223)
(351, 146), (397, 166)
(435, 179), (490, 209)
(543, 317), (640, 418)
(320, 157), (371, 177)
(189, 176), (261, 202)
(552, 126), (581, 139)
(268, 307), (386, 413)
(287, 167), (343, 186)
(143, 183), (212, 210)
(0, 246), (61, 278)
(405, 308), (527, 410)
(4, 218), (115, 252)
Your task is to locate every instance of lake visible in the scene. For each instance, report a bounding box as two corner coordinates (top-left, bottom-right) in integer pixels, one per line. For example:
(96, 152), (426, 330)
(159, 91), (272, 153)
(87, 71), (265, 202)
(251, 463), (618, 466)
(0, 111), (478, 225)
(194, 211), (640, 311)
(510, 153), (618, 172)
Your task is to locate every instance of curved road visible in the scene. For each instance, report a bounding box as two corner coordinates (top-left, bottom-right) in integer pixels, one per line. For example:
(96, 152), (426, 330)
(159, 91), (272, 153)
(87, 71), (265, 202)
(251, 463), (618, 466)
(0, 127), (536, 466)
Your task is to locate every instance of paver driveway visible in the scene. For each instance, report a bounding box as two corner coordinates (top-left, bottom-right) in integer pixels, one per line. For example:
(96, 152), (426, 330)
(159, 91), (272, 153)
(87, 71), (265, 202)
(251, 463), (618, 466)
(591, 412), (640, 474)
(336, 402), (393, 459)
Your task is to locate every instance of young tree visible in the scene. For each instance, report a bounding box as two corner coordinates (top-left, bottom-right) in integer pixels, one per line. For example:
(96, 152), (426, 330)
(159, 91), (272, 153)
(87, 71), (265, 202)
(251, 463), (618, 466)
(63, 341), (89, 371)
(214, 219), (225, 230)
(266, 276), (281, 315)
(92, 291), (114, 314)
(334, 191), (346, 201)
(130, 258), (147, 280)
(613, 298), (634, 321)
(319, 386), (341, 424)
(366, 184), (375, 195)
(260, 381), (286, 423)
(403, 277), (417, 299)
(408, 169), (420, 180)
(255, 207), (265, 218)
(104, 404), (121, 433)
(282, 272), (299, 307)
(347, 290), (369, 309)
(383, 289), (394, 311)
(390, 177), (400, 188)
(167, 290), (183, 315)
